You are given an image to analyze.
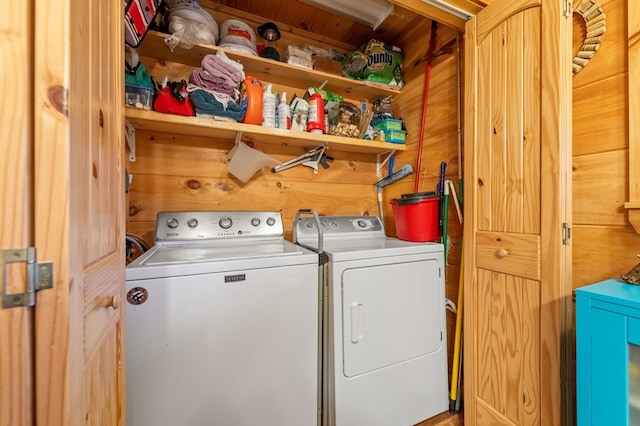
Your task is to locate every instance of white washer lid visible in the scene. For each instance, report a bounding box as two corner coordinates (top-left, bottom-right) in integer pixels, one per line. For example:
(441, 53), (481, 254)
(126, 240), (317, 280)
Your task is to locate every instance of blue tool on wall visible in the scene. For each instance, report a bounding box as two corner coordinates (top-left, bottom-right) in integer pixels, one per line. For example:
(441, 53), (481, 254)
(374, 164), (414, 224)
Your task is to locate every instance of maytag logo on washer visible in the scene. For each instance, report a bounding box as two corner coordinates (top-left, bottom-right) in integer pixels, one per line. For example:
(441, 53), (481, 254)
(127, 287), (148, 305)
(225, 274), (246, 283)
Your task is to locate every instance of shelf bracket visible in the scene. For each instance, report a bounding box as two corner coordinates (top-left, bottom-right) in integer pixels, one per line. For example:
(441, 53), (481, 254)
(376, 150), (396, 177)
(125, 120), (136, 162)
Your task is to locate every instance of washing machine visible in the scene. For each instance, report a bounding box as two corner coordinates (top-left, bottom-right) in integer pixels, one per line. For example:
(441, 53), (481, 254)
(125, 211), (319, 426)
(294, 212), (448, 426)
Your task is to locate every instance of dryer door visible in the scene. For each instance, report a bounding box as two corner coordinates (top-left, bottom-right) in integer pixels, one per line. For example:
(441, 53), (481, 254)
(341, 259), (443, 377)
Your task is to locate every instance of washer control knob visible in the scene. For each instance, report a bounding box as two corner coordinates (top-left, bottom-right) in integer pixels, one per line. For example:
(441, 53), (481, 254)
(356, 219), (369, 229)
(187, 218), (199, 228)
(329, 220), (338, 229)
(266, 217), (276, 226)
(251, 218), (261, 227)
(167, 218), (179, 229)
(219, 216), (233, 229)
(304, 221), (314, 229)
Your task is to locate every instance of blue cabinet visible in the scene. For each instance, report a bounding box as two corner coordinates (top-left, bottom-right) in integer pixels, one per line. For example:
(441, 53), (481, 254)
(576, 279), (640, 425)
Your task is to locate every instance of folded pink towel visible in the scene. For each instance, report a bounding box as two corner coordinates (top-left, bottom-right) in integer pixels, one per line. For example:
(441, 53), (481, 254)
(189, 68), (236, 97)
(201, 54), (244, 85)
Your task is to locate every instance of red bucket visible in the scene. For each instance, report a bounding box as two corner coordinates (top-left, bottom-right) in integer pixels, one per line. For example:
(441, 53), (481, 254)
(390, 192), (440, 242)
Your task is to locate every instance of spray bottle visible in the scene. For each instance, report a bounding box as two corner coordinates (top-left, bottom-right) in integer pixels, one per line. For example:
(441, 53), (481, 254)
(277, 91), (291, 129)
(262, 83), (276, 127)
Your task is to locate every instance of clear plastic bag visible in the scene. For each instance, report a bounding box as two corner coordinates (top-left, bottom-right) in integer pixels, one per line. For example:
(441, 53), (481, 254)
(165, 15), (216, 51)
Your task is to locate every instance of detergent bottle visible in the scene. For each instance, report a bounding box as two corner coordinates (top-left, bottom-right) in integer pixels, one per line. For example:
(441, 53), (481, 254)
(240, 76), (263, 125)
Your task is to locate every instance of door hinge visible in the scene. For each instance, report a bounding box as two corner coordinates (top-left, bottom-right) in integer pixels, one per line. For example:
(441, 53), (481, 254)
(2, 248), (53, 309)
(562, 223), (571, 245)
(563, 0), (572, 18)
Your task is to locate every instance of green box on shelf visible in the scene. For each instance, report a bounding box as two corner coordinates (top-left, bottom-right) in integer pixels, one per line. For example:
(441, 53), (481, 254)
(373, 118), (403, 132)
(385, 129), (406, 144)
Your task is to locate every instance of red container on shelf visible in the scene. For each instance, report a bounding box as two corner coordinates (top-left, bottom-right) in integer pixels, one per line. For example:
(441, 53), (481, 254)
(390, 192), (440, 242)
(306, 93), (325, 134)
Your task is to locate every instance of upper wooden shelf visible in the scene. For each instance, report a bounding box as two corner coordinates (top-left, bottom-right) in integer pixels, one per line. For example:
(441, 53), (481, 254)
(137, 31), (402, 100)
(125, 108), (406, 154)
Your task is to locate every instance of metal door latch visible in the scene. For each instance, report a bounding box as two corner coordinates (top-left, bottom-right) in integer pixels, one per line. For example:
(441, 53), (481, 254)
(562, 223), (572, 245)
(2, 248), (53, 308)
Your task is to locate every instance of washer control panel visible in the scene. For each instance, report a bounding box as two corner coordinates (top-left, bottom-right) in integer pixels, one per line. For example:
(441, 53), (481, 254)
(296, 215), (384, 238)
(154, 211), (284, 242)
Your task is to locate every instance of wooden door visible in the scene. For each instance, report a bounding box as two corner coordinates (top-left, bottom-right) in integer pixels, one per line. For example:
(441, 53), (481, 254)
(2, 0), (124, 424)
(463, 0), (572, 425)
(0, 2), (35, 425)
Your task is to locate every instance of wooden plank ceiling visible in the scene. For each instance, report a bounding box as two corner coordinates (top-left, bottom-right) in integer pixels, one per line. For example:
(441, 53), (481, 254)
(202, 0), (490, 46)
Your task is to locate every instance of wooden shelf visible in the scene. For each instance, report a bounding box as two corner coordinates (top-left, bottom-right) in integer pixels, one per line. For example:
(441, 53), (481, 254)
(625, 202), (640, 234)
(125, 108), (405, 154)
(137, 31), (401, 100)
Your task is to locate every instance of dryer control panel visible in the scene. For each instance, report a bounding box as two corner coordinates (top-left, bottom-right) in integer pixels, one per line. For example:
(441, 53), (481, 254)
(296, 215), (384, 238)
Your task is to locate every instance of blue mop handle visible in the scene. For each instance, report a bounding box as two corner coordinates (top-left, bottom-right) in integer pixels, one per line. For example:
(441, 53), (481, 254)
(437, 162), (447, 233)
(375, 164), (414, 188)
(437, 162), (446, 195)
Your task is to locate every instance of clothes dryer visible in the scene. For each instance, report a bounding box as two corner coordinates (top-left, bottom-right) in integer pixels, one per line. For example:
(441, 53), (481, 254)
(294, 213), (448, 426)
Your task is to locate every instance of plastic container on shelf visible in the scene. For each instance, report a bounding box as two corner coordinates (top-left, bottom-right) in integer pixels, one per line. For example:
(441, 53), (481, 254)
(307, 93), (325, 134)
(290, 96), (309, 132)
(262, 83), (276, 127)
(219, 19), (258, 56)
(125, 84), (154, 110)
(240, 76), (263, 125)
(278, 92), (291, 130)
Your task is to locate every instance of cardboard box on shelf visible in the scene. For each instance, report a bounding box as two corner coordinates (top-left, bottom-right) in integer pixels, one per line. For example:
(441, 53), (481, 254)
(314, 57), (342, 75)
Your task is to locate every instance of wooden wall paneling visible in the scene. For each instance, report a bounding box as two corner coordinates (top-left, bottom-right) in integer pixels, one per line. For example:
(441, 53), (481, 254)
(129, 173), (379, 219)
(201, 1), (361, 51)
(626, 0), (640, 231)
(572, 149), (628, 226)
(572, 73), (627, 156)
(572, 0), (625, 90)
(201, 1), (430, 63)
(130, 133), (378, 179)
(571, 0), (639, 290)
(572, 225), (640, 287)
(393, 20), (463, 197)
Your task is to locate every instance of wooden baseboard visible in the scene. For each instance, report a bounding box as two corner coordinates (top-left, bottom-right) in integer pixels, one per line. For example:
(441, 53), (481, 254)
(415, 411), (463, 426)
